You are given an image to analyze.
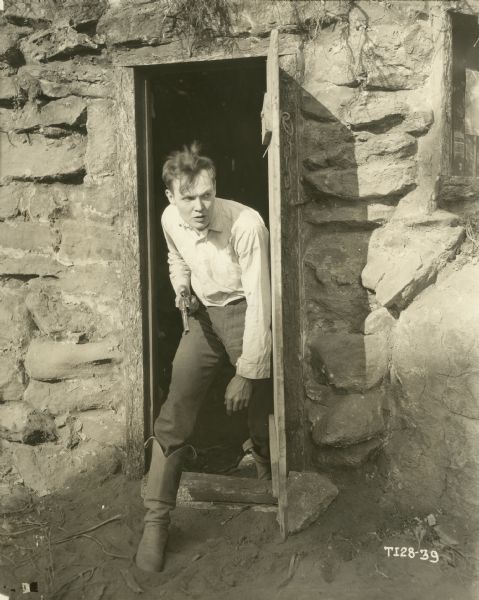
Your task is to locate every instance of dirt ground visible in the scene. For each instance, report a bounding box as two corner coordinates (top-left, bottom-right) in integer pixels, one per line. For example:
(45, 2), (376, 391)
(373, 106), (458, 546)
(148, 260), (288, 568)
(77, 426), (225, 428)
(1, 465), (478, 600)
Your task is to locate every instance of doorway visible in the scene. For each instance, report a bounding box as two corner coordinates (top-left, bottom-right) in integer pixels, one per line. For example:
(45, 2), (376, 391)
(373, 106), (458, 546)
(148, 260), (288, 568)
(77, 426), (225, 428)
(144, 58), (269, 476)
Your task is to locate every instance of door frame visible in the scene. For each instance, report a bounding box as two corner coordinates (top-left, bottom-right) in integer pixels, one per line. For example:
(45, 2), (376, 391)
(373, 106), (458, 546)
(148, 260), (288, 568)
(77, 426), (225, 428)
(114, 35), (306, 504)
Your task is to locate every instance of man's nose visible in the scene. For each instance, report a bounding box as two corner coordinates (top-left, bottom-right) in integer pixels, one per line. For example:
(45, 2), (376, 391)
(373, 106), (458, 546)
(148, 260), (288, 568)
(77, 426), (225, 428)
(192, 197), (203, 211)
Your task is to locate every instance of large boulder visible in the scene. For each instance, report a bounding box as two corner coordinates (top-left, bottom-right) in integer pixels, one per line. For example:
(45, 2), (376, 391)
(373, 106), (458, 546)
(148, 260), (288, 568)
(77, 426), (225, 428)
(362, 23), (433, 90)
(340, 92), (433, 135)
(303, 131), (417, 171)
(25, 283), (97, 341)
(0, 76), (21, 105)
(362, 220), (465, 309)
(0, 355), (25, 402)
(287, 471), (338, 534)
(13, 96), (87, 134)
(0, 132), (85, 182)
(0, 403), (56, 444)
(313, 437), (383, 469)
(302, 25), (357, 88)
(20, 26), (100, 63)
(17, 63), (113, 99)
(97, 1), (173, 47)
(0, 182), (70, 221)
(11, 439), (121, 495)
(54, 0), (108, 28)
(24, 338), (122, 381)
(3, 0), (54, 24)
(388, 262), (479, 516)
(24, 376), (122, 415)
(0, 221), (53, 253)
(0, 23), (31, 67)
(309, 331), (368, 392)
(312, 391), (385, 447)
(303, 230), (371, 332)
(0, 255), (65, 277)
(303, 156), (416, 201)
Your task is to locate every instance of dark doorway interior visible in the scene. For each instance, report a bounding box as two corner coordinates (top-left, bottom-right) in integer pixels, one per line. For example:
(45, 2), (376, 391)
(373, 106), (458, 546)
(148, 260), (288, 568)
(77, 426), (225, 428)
(149, 58), (268, 474)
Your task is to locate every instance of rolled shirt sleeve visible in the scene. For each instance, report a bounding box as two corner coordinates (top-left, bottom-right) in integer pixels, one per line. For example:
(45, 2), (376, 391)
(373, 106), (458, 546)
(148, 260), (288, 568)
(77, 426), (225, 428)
(234, 217), (272, 379)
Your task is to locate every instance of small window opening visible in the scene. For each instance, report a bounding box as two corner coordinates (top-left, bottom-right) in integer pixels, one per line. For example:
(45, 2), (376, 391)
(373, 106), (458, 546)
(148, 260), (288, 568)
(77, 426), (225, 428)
(452, 13), (479, 176)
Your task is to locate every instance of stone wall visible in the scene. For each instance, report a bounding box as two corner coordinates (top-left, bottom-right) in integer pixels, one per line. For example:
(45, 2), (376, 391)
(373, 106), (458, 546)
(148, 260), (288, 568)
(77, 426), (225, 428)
(1, 0), (478, 522)
(300, 0), (479, 523)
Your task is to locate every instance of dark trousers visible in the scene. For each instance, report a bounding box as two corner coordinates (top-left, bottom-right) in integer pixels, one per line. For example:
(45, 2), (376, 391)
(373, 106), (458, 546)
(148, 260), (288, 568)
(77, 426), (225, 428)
(154, 299), (272, 458)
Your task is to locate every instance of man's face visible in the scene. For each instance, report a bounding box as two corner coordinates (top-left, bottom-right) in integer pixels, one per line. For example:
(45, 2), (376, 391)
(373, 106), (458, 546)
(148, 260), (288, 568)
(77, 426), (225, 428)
(166, 169), (216, 231)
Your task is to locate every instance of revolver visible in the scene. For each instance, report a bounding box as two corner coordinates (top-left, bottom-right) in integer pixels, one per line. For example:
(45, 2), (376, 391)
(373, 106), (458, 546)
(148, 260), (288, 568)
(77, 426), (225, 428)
(178, 291), (190, 335)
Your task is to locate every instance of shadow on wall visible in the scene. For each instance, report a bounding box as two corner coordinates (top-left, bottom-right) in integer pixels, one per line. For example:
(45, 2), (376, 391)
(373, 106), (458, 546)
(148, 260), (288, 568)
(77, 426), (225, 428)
(296, 80), (423, 474)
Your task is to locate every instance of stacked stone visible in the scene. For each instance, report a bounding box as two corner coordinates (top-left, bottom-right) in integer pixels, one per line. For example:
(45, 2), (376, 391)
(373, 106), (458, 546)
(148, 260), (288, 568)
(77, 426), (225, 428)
(0, 0), (123, 495)
(300, 0), (479, 522)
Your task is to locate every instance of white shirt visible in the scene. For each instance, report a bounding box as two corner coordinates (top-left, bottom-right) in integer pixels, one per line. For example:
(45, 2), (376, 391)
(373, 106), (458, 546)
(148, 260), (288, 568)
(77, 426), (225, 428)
(161, 197), (272, 379)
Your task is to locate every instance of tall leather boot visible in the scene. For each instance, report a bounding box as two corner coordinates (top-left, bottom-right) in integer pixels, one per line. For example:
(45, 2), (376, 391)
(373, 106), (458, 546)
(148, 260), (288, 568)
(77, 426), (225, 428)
(135, 440), (192, 572)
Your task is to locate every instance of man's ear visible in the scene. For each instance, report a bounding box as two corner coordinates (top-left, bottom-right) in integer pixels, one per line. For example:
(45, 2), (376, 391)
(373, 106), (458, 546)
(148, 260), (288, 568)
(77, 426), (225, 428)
(165, 188), (175, 204)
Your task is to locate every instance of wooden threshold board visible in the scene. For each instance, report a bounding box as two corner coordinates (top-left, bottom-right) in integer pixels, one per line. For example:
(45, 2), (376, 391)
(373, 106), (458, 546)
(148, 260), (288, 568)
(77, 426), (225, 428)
(177, 472), (277, 505)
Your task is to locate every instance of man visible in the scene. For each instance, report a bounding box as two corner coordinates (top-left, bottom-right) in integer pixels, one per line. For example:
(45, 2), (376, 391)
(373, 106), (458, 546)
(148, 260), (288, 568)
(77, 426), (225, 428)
(136, 143), (272, 573)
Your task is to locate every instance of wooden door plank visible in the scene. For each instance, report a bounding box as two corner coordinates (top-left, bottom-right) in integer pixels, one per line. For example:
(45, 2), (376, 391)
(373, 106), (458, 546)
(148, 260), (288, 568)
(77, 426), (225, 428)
(114, 67), (145, 479)
(266, 29), (289, 539)
(178, 472), (277, 505)
(269, 414), (279, 499)
(144, 78), (159, 439)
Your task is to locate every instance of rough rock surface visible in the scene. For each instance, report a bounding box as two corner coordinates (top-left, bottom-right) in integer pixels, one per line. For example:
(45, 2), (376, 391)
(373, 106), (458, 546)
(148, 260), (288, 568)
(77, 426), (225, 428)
(0, 132), (85, 182)
(3, 0), (54, 24)
(25, 284), (96, 341)
(13, 96), (87, 133)
(85, 99), (117, 180)
(0, 221), (53, 253)
(362, 23), (434, 90)
(0, 356), (25, 402)
(0, 75), (20, 103)
(24, 338), (122, 381)
(12, 440), (121, 495)
(0, 286), (31, 352)
(312, 392), (385, 447)
(362, 222), (465, 309)
(20, 27), (100, 63)
(0, 255), (65, 277)
(304, 230), (371, 332)
(287, 471), (338, 533)
(0, 182), (70, 221)
(388, 262), (479, 515)
(304, 157), (416, 201)
(17, 63), (113, 99)
(313, 438), (383, 469)
(24, 376), (122, 415)
(58, 220), (120, 264)
(340, 92), (433, 136)
(0, 403), (57, 444)
(0, 23), (31, 67)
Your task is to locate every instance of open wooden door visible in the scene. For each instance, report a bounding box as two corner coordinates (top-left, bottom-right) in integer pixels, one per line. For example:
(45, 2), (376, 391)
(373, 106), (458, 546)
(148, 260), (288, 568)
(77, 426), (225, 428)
(262, 29), (289, 539)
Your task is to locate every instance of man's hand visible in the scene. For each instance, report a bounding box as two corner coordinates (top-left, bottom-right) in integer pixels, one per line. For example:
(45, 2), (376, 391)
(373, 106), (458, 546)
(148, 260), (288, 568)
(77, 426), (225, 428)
(175, 286), (199, 314)
(224, 374), (253, 416)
